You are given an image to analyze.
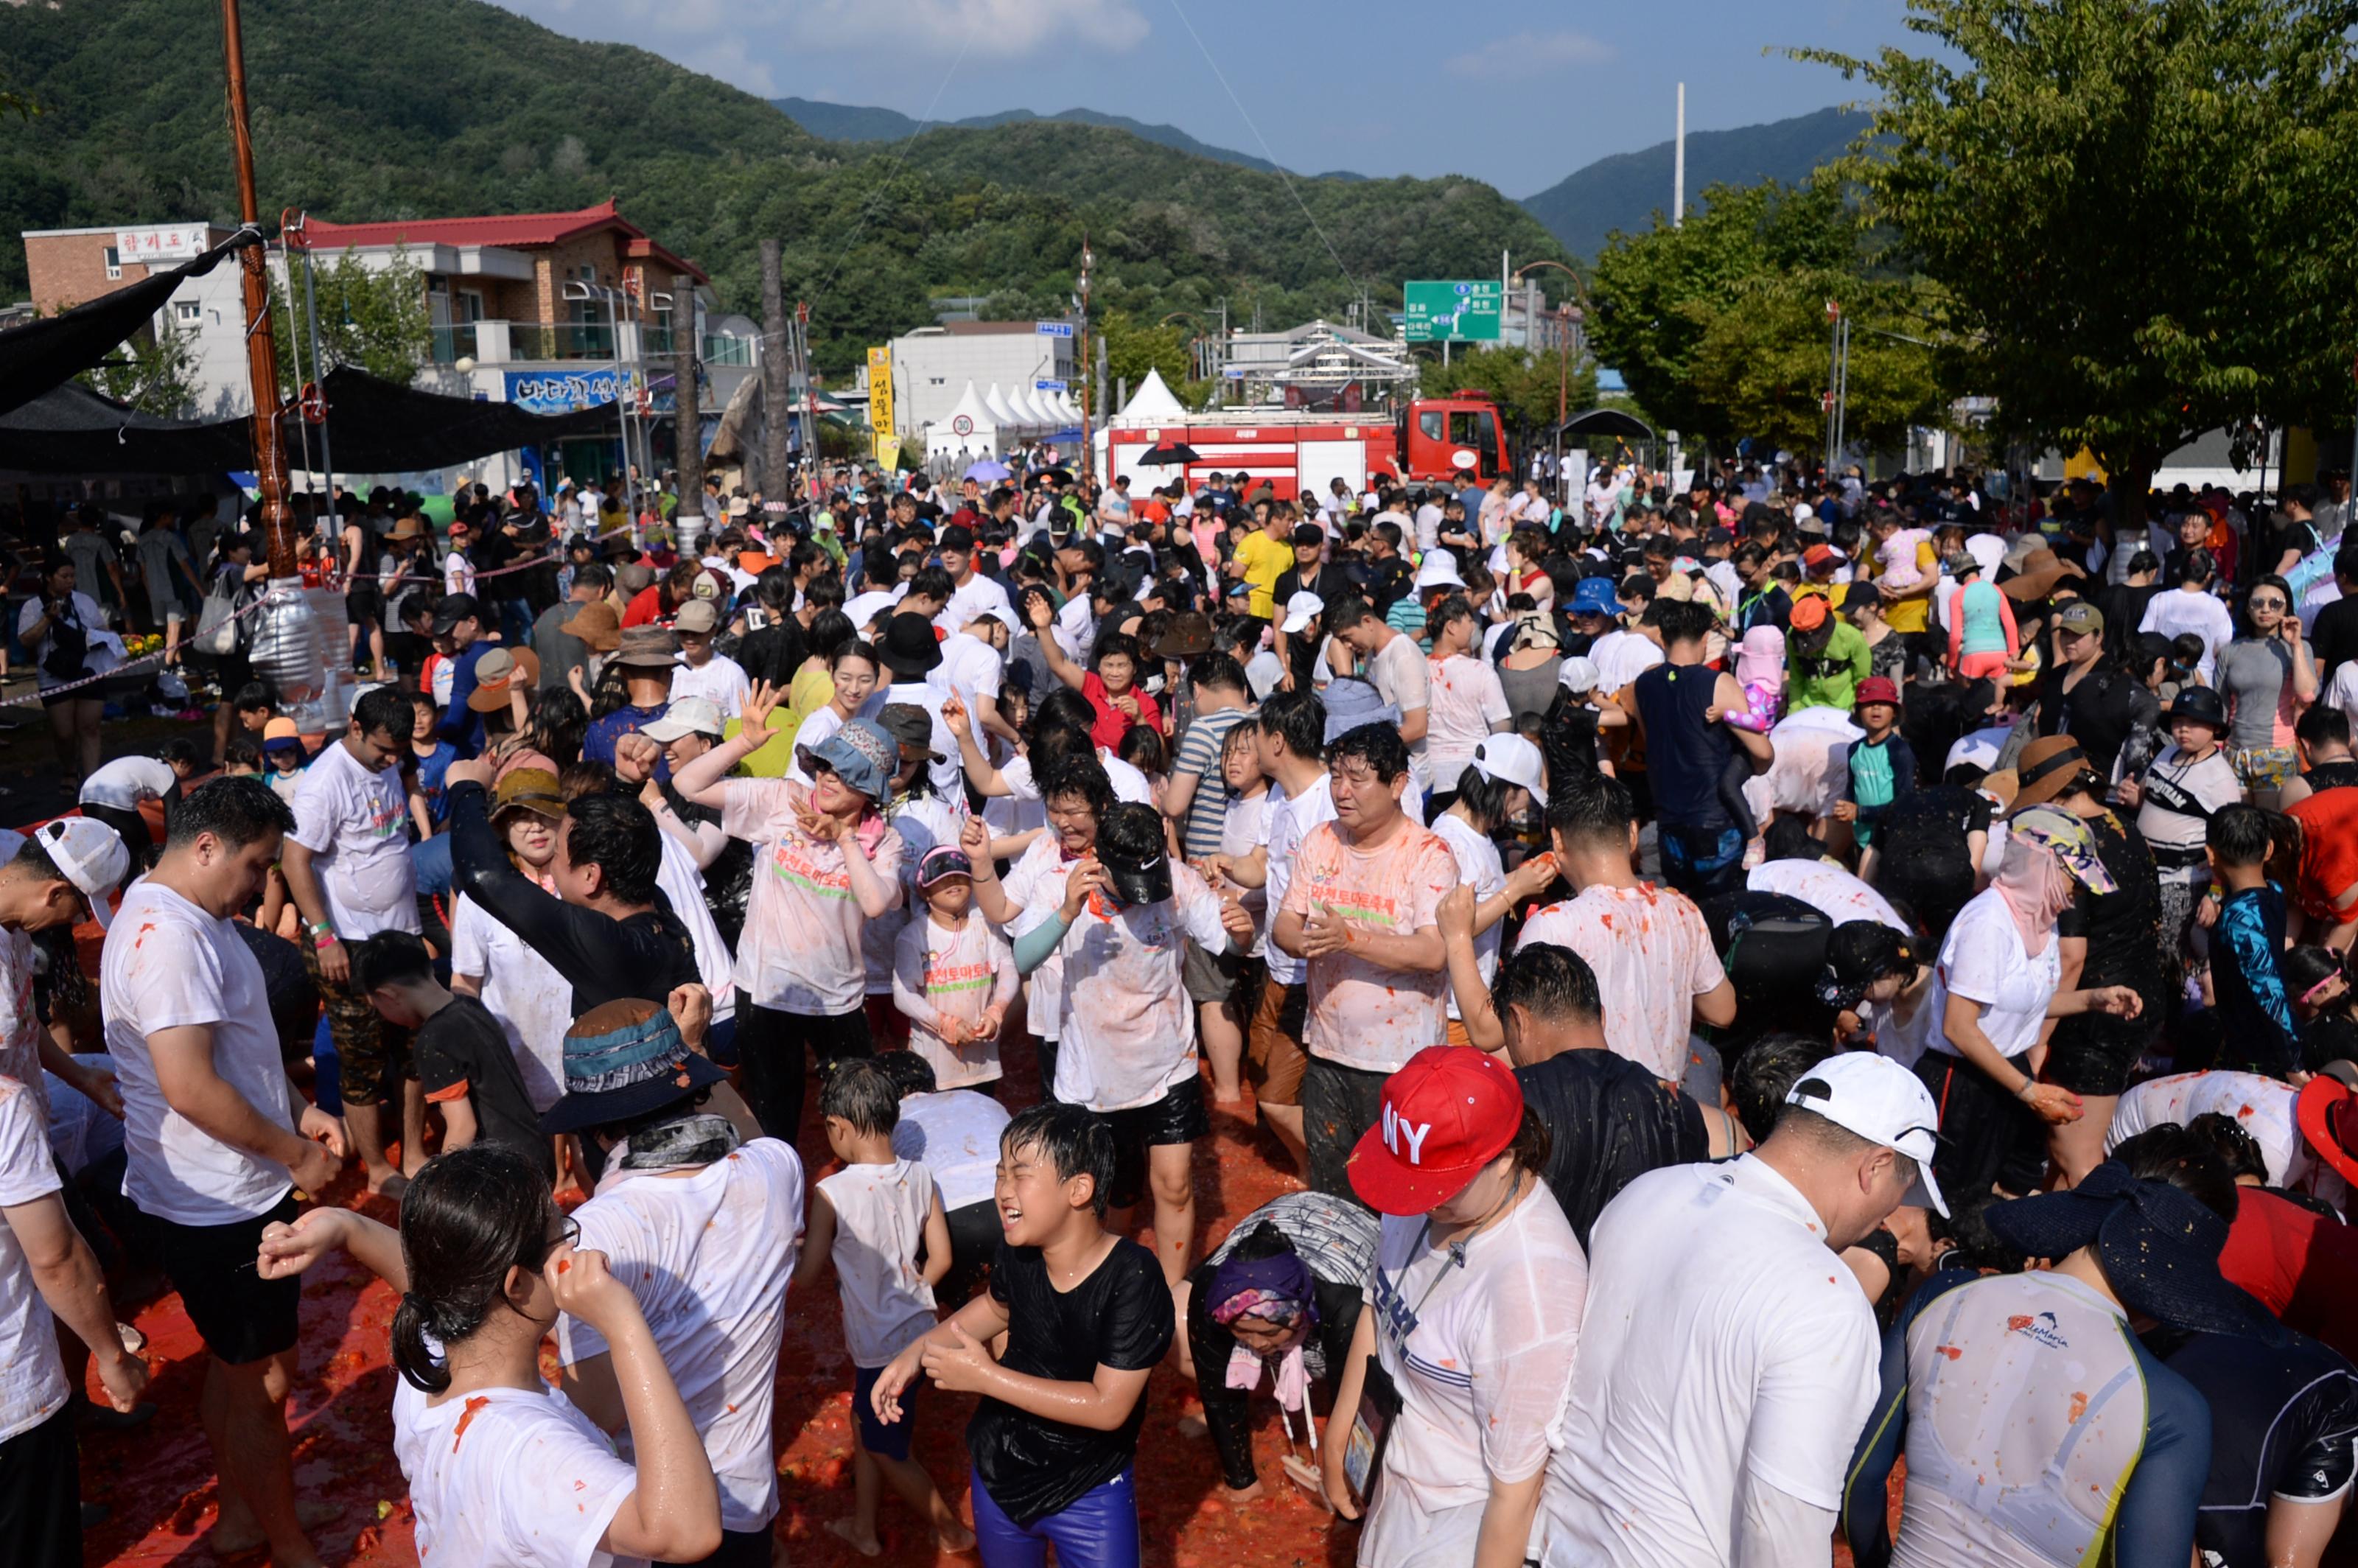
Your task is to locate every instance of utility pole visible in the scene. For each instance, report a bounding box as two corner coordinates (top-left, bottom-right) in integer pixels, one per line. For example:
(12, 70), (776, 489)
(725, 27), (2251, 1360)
(220, 0), (294, 576)
(1824, 299), (1842, 470)
(794, 303), (819, 495)
(1077, 234), (1094, 482)
(291, 217), (337, 531)
(672, 270), (701, 526)
(1674, 83), (1687, 227)
(758, 237), (790, 500)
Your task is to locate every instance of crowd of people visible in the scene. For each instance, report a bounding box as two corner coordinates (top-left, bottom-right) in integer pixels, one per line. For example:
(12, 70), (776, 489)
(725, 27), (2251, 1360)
(4, 451), (2358, 1568)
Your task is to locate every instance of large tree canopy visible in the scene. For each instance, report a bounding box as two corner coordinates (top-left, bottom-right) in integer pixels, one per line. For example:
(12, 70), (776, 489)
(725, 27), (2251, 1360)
(1799, 0), (2358, 517)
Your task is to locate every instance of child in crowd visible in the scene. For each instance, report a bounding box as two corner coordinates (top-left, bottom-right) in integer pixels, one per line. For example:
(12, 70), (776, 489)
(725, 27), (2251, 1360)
(220, 735), (263, 778)
(261, 717), (306, 802)
(1714, 624), (1785, 839)
(351, 931), (553, 1180)
(892, 846), (1018, 1093)
(2204, 804), (2303, 1076)
(407, 690), (458, 833)
(794, 1060), (970, 1558)
(874, 1049), (1012, 1307)
(872, 1104), (1174, 1568)
(1837, 676), (1916, 848)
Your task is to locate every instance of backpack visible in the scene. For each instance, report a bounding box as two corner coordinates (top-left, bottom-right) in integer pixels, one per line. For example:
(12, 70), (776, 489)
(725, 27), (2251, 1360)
(194, 569), (253, 657)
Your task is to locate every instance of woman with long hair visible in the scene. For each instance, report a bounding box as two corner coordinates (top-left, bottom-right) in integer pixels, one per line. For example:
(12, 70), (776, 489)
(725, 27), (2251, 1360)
(1422, 594), (1511, 816)
(254, 1144), (722, 1566)
(788, 638), (881, 777)
(2216, 573), (2317, 808)
(20, 556), (105, 783)
(447, 768), (576, 1160)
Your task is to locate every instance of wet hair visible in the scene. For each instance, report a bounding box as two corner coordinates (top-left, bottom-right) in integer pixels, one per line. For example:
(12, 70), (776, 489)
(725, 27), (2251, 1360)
(1257, 688), (1326, 761)
(1090, 629), (1141, 675)
(1189, 651), (1248, 696)
(875, 1051), (938, 1097)
(1225, 1219), (1300, 1265)
(1731, 1033), (1827, 1144)
(2183, 1112), (2271, 1186)
(819, 1057), (900, 1137)
(562, 791), (662, 904)
(1326, 595), (1378, 634)
(351, 930), (435, 993)
(1001, 1102), (1116, 1217)
(221, 736), (263, 773)
(1546, 774), (1637, 853)
(156, 735), (204, 771)
(166, 774), (295, 850)
(1329, 722), (1410, 784)
(232, 682), (279, 715)
(2207, 802), (2278, 868)
(1449, 763), (1516, 836)
(1762, 815), (1825, 863)
(2297, 704), (2349, 752)
(352, 685), (413, 741)
(2282, 945), (2351, 1012)
(1115, 724), (1166, 776)
(2177, 547), (2217, 585)
(1424, 592), (1476, 643)
(907, 565), (954, 604)
(1655, 598), (1716, 647)
(831, 638), (881, 676)
(1828, 922), (1918, 991)
(1096, 799), (1166, 871)
(2109, 1124), (2240, 1223)
(1938, 1189), (2029, 1274)
(1038, 755), (1115, 820)
(391, 1144), (561, 1394)
(1489, 942), (1602, 1024)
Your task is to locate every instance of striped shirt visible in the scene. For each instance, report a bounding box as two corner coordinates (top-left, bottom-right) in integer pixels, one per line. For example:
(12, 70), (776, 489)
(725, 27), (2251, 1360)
(1172, 704), (1253, 861)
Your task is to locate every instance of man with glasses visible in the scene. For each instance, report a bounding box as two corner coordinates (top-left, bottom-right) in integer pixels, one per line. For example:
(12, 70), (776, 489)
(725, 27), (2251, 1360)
(2037, 601), (2159, 786)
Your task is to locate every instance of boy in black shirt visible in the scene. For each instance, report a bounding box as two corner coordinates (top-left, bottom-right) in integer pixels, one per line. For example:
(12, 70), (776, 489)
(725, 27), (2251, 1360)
(351, 931), (554, 1180)
(872, 1103), (1172, 1567)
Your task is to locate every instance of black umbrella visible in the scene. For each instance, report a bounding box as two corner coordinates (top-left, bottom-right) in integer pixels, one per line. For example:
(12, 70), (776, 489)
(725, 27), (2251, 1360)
(1136, 441), (1201, 467)
(1043, 466), (1075, 485)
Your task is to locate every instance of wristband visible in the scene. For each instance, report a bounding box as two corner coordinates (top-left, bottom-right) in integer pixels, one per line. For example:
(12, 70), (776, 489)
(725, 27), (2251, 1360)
(2015, 1077), (2039, 1102)
(314, 933), (340, 951)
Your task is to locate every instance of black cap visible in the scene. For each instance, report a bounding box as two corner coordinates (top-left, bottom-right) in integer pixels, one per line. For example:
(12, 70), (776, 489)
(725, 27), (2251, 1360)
(875, 612), (943, 679)
(2166, 685), (2227, 728)
(1098, 839), (1174, 906)
(430, 592), (480, 634)
(1290, 523), (1325, 548)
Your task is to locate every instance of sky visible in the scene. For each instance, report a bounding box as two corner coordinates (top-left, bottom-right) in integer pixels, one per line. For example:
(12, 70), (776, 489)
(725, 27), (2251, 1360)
(489, 0), (1919, 196)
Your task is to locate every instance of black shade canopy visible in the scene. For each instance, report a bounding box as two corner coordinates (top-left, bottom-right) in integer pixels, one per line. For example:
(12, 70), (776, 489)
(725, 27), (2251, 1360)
(1552, 407), (1656, 442)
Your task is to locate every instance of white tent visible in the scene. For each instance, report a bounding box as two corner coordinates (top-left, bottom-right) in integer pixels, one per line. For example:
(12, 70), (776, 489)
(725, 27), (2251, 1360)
(983, 382), (1021, 430)
(1114, 368), (1186, 424)
(1024, 387), (1060, 427)
(1010, 385), (1046, 428)
(1053, 390), (1083, 424)
(925, 379), (999, 460)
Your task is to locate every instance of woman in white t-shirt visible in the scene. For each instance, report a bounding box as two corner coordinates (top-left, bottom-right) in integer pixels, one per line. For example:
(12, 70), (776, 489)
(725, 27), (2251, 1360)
(1323, 1049), (1586, 1568)
(1422, 597), (1513, 805)
(255, 1144), (723, 1568)
(1916, 808), (2147, 1200)
(18, 557), (108, 784)
(449, 769), (573, 1122)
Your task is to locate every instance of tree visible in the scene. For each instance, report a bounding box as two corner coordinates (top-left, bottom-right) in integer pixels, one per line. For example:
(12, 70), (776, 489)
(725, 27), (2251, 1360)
(1799, 0), (2358, 526)
(1434, 345), (1598, 451)
(1586, 178), (1942, 455)
(83, 322), (197, 417)
(270, 245), (432, 392)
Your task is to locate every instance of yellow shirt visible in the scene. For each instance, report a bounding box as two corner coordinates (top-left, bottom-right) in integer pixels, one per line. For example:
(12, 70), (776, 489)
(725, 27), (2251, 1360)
(1873, 537), (1939, 634)
(1234, 530), (1293, 620)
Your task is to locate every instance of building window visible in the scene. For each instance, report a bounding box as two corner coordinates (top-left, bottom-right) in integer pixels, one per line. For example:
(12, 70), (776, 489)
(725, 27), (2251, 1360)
(103, 246), (122, 280)
(172, 301), (200, 325)
(931, 377), (945, 386)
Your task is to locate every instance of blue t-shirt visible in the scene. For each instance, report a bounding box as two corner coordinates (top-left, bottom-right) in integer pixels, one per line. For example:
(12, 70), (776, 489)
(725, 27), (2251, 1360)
(411, 741), (458, 826)
(582, 703), (671, 780)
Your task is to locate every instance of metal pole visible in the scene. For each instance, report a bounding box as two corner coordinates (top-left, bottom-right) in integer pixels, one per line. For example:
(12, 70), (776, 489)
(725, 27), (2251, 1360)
(1824, 302), (1841, 470)
(1674, 82), (1686, 226)
(220, 0), (295, 576)
(298, 231), (337, 531)
(609, 294), (630, 505)
(1078, 234), (1094, 484)
(273, 239), (315, 503)
(797, 304), (819, 496)
(758, 237), (791, 500)
(673, 271), (702, 533)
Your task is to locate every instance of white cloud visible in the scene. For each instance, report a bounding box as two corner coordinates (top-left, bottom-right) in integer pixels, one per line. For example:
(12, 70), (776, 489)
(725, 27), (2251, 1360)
(1444, 28), (1614, 80)
(505, 0), (1148, 61)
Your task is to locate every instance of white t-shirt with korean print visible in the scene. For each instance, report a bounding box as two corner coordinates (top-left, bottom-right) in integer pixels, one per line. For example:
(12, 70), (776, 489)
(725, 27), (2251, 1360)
(1281, 820), (1458, 1074)
(721, 780), (905, 1017)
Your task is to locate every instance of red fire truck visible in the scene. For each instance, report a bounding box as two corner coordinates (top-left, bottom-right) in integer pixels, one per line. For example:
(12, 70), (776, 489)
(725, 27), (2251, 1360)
(1098, 391), (1512, 500)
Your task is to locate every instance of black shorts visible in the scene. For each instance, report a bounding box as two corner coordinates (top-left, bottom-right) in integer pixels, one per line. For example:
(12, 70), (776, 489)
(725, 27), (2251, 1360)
(2043, 1009), (2152, 1097)
(1102, 1074), (1209, 1210)
(150, 1194), (302, 1365)
(0, 1404), (79, 1568)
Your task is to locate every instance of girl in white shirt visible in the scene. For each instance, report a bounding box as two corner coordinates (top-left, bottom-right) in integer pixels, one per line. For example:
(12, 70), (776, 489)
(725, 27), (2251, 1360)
(255, 1144), (722, 1568)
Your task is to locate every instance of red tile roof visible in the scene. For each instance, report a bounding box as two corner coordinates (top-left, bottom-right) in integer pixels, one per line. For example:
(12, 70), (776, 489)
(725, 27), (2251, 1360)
(301, 199), (707, 283)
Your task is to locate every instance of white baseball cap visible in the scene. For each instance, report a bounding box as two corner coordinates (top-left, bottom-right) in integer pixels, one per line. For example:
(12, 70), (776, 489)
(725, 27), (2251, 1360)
(639, 698), (726, 743)
(1783, 1052), (1948, 1217)
(33, 816), (130, 931)
(1413, 552), (1465, 589)
(1280, 591), (1326, 634)
(1469, 732), (1547, 808)
(1558, 656), (1600, 695)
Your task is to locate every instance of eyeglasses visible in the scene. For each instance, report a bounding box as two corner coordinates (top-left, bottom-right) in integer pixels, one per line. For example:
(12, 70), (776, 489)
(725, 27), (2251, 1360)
(2249, 597), (2288, 611)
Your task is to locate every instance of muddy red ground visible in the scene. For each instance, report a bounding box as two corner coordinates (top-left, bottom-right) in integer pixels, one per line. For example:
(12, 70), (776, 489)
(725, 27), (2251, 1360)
(79, 1028), (1407, 1568)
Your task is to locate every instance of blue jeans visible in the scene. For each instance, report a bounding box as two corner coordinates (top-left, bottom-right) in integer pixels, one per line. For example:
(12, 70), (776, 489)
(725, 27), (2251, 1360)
(970, 1468), (1139, 1568)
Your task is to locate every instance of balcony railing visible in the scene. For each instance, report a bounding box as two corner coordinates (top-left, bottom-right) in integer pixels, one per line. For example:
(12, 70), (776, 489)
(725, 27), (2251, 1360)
(429, 321), (477, 364)
(427, 321), (759, 368)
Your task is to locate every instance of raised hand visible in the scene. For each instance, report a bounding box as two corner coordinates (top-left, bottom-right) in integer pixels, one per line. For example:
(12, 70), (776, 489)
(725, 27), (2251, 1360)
(738, 679), (786, 749)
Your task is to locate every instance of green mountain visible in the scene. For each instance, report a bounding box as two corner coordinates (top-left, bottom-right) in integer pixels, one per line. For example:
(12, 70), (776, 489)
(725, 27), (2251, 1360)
(0, 0), (1562, 375)
(772, 97), (1367, 181)
(1521, 105), (1870, 261)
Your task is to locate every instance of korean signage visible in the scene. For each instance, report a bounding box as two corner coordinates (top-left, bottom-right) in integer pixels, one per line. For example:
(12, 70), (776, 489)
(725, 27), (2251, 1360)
(867, 345), (895, 452)
(505, 368), (620, 416)
(115, 225), (209, 265)
(1035, 378), (1066, 392)
(1403, 280), (1503, 343)
(1035, 321), (1074, 338)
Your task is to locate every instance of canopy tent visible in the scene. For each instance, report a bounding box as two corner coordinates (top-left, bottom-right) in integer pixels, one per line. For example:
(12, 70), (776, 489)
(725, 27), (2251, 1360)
(1551, 407), (1656, 443)
(0, 228), (262, 419)
(0, 364), (628, 475)
(983, 384), (1021, 429)
(1114, 368), (1186, 424)
(1054, 390), (1083, 424)
(925, 380), (1000, 461)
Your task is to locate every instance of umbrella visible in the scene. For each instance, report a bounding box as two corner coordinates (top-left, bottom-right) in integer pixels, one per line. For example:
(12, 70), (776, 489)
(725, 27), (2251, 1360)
(964, 459), (1012, 483)
(1136, 441), (1201, 467)
(1044, 466), (1075, 485)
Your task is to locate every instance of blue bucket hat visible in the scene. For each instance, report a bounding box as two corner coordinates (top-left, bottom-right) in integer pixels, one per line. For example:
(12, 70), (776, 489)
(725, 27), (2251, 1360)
(541, 998), (727, 1135)
(811, 718), (898, 801)
(1570, 577), (1621, 617)
(1321, 676), (1403, 743)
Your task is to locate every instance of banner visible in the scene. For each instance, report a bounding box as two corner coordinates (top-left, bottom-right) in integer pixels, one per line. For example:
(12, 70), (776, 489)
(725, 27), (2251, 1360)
(866, 346), (895, 455)
(875, 435), (902, 472)
(505, 368), (620, 416)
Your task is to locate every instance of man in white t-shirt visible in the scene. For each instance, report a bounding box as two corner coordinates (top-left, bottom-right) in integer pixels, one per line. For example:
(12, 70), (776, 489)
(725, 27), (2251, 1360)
(0, 1068), (148, 1565)
(281, 687), (422, 1198)
(546, 999), (808, 1566)
(1543, 1053), (1945, 1568)
(936, 524), (1015, 634)
(100, 776), (345, 1568)
(1329, 597), (1430, 769)
(931, 608), (1017, 746)
(1518, 775), (1736, 1084)
(0, 820), (133, 1130)
(665, 598), (750, 718)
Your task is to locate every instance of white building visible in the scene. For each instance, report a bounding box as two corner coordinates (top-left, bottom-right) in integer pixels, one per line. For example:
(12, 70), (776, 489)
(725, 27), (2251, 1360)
(888, 321), (1078, 442)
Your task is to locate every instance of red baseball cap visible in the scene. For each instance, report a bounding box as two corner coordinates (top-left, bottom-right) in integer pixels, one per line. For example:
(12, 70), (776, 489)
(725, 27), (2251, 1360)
(1855, 676), (1901, 708)
(1348, 1047), (1525, 1215)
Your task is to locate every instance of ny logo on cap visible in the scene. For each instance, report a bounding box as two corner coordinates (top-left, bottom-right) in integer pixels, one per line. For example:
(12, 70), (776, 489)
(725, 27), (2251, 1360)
(1381, 1101), (1432, 1166)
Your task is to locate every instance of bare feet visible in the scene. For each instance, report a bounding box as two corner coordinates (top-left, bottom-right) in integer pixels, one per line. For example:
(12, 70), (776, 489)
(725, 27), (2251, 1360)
(207, 1499), (341, 1558)
(823, 1518), (881, 1558)
(364, 1169), (408, 1199)
(936, 1520), (977, 1553)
